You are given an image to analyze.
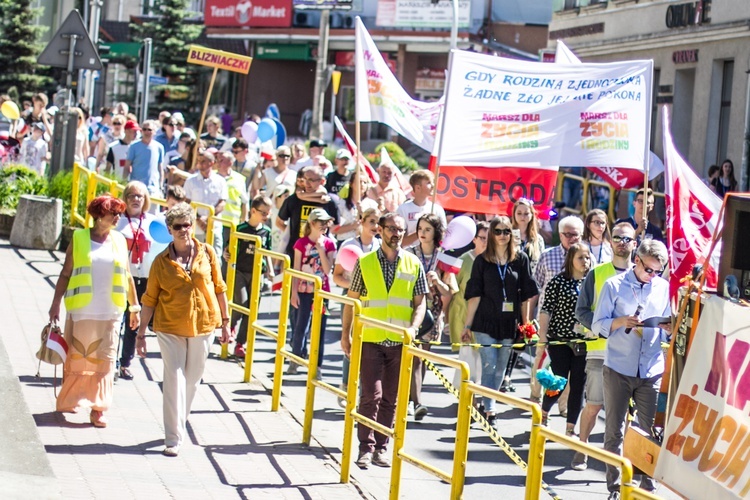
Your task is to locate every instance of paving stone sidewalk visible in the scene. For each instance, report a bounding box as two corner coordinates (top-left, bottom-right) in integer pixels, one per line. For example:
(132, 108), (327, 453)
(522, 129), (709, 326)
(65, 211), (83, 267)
(0, 239), (366, 500)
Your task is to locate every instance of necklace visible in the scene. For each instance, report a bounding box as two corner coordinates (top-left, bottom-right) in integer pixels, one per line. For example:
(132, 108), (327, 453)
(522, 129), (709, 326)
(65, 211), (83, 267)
(172, 242), (193, 275)
(418, 244), (436, 272)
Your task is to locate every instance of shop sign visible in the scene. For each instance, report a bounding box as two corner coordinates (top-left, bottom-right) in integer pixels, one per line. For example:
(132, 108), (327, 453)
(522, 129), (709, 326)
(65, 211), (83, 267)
(415, 68), (445, 91)
(672, 49), (698, 64)
(666, 0), (711, 28)
(375, 0), (471, 29)
(204, 0), (292, 28)
(336, 51), (397, 74)
(256, 43), (311, 61)
(293, 0), (352, 9)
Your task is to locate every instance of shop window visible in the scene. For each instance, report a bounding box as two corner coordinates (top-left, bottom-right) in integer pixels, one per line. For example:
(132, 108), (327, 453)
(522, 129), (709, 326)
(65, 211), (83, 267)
(716, 60), (733, 163)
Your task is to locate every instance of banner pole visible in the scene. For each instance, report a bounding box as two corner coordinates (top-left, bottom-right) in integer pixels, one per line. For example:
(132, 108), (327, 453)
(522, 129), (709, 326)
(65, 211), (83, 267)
(431, 51), (454, 214)
(355, 120), (361, 206)
(192, 66), (219, 171)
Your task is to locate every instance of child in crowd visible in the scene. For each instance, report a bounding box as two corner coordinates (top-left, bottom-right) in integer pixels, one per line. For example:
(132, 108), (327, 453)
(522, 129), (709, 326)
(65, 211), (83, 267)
(19, 123), (48, 175)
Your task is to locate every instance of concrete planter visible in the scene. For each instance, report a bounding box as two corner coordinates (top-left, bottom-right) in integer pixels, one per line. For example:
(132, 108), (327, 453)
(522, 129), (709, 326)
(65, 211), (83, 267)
(10, 195), (63, 250)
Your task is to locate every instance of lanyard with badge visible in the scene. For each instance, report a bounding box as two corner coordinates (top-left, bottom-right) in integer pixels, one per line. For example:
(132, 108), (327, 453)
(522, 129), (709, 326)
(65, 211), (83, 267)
(497, 262), (514, 313)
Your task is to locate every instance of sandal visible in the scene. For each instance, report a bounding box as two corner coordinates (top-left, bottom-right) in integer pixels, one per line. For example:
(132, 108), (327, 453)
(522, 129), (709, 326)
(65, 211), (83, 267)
(90, 410), (108, 428)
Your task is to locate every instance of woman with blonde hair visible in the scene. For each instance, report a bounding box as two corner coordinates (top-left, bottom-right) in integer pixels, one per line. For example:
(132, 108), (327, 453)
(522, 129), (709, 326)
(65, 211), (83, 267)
(511, 198), (545, 274)
(137, 203), (230, 456)
(462, 216), (538, 425)
(72, 107), (89, 164)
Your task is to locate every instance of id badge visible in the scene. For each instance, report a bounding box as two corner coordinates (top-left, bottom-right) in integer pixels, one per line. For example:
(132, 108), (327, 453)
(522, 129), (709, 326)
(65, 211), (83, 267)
(502, 302), (514, 313)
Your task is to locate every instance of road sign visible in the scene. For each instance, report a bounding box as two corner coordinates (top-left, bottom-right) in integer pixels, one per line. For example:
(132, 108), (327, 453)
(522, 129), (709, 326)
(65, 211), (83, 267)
(149, 75), (168, 85)
(38, 10), (102, 71)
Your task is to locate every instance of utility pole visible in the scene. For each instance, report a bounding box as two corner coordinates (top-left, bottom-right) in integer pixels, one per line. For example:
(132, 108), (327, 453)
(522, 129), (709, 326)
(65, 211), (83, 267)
(83, 0), (102, 110)
(310, 9), (331, 140)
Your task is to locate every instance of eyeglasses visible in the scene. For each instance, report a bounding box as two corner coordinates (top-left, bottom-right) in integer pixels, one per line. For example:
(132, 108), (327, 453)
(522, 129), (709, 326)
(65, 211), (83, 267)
(560, 232), (581, 239)
(232, 149), (245, 154)
(142, 128), (153, 132)
(112, 122), (124, 126)
(590, 220), (607, 226)
(253, 208), (270, 217)
(127, 193), (145, 200)
(382, 225), (406, 234)
(612, 235), (634, 244)
(493, 228), (512, 236)
(171, 222), (193, 231)
(277, 154), (291, 159)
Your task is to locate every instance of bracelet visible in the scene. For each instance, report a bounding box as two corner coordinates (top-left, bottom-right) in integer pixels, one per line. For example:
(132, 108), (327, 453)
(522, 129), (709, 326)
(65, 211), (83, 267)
(136, 335), (146, 340)
(129, 305), (142, 313)
(465, 324), (472, 330)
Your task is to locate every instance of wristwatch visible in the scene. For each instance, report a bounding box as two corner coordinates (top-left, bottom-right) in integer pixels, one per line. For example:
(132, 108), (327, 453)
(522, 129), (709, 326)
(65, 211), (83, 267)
(129, 305), (142, 313)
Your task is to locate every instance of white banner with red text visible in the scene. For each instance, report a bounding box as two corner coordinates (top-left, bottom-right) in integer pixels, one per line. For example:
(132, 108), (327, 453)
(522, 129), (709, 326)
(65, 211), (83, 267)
(654, 295), (750, 498)
(439, 50), (653, 169)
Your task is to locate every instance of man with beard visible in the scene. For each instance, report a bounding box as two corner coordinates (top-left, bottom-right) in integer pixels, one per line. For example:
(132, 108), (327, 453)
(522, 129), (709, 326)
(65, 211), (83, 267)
(341, 213), (428, 470)
(367, 161), (406, 213)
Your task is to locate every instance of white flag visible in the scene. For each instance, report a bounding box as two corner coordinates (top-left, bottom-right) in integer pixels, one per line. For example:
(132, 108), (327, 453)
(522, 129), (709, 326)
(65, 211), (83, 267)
(355, 17), (443, 152)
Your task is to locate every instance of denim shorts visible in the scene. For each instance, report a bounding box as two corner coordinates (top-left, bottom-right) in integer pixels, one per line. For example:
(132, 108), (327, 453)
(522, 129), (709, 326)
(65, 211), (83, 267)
(584, 358), (604, 405)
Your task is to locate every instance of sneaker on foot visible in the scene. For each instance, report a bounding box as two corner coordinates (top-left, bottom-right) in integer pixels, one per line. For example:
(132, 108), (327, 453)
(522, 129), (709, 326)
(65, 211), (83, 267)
(337, 385), (347, 408)
(163, 445), (180, 457)
(286, 362), (298, 375)
(607, 492), (620, 500)
(356, 451), (372, 469)
(372, 449), (391, 468)
(234, 344), (246, 358)
(571, 452), (588, 471)
(407, 402), (414, 416)
(414, 404), (428, 421)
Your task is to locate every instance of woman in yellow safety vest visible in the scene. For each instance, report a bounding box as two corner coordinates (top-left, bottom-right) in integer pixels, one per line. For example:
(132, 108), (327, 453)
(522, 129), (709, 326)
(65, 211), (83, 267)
(48, 195), (141, 428)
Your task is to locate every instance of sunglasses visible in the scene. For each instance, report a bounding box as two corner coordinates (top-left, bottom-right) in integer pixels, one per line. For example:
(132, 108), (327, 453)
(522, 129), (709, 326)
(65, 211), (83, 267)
(612, 235), (634, 244)
(113, 122), (124, 126)
(560, 232), (581, 239)
(171, 222), (192, 231)
(142, 128), (153, 132)
(493, 228), (512, 236)
(277, 154), (291, 159)
(639, 259), (664, 275)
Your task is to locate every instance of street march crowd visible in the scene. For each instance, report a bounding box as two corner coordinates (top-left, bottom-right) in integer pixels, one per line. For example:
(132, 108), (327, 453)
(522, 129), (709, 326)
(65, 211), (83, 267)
(0, 90), (712, 499)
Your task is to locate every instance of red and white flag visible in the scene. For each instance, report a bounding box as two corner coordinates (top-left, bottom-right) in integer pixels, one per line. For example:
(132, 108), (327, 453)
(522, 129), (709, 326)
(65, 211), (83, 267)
(588, 152), (665, 190)
(436, 253), (463, 275)
(662, 106), (721, 299)
(47, 328), (69, 362)
(271, 273), (284, 292)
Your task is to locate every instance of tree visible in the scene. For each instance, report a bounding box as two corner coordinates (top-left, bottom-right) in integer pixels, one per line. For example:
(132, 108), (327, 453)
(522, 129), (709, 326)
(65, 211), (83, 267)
(0, 0), (52, 97)
(130, 0), (203, 118)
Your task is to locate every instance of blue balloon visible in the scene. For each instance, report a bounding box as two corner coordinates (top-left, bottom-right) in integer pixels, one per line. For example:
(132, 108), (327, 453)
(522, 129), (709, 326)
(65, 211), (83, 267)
(272, 118), (286, 148)
(149, 218), (173, 244)
(257, 118), (277, 143)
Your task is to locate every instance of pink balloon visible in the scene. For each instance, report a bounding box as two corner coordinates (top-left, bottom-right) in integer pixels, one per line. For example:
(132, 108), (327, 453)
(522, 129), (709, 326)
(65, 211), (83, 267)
(338, 245), (364, 272)
(241, 121), (258, 143)
(441, 216), (476, 250)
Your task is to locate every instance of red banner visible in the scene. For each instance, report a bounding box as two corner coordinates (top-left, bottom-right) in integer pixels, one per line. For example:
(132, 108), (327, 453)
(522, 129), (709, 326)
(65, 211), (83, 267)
(205, 0), (292, 27)
(430, 162), (558, 218)
(587, 166), (645, 189)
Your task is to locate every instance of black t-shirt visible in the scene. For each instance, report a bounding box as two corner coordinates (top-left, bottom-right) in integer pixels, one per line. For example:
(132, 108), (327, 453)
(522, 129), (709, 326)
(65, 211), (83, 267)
(225, 222), (272, 274)
(200, 132), (227, 150)
(325, 169), (351, 195)
(464, 252), (539, 340)
(278, 194), (339, 258)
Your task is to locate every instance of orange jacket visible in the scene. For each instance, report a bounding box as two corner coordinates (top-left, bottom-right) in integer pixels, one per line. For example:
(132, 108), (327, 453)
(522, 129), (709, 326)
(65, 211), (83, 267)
(142, 239), (227, 337)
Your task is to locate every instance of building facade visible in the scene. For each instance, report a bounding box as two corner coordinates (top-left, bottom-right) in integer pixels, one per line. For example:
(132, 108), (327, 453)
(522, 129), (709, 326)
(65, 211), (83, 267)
(548, 0), (750, 188)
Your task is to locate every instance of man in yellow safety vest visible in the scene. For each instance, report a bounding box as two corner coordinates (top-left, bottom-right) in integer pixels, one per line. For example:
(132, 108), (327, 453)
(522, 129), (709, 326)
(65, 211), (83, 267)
(572, 222), (636, 471)
(341, 212), (428, 470)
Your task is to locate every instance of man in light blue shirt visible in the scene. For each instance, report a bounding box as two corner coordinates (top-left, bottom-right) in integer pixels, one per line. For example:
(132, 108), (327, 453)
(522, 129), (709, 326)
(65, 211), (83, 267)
(593, 239), (671, 499)
(125, 119), (164, 197)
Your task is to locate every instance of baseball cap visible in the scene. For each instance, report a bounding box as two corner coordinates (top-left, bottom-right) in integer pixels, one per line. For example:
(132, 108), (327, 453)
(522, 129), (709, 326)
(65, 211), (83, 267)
(335, 148), (352, 160)
(307, 208), (333, 223)
(124, 120), (140, 131)
(32, 122), (46, 132)
(309, 139), (327, 149)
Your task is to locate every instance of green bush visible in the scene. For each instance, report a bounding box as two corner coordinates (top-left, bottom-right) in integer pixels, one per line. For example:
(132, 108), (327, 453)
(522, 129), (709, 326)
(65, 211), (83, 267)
(365, 141), (420, 174)
(47, 170), (75, 225)
(0, 165), (47, 214)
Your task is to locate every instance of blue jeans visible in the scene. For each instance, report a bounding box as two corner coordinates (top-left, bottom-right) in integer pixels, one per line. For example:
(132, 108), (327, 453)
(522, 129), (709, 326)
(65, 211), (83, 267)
(291, 292), (328, 367)
(474, 332), (513, 414)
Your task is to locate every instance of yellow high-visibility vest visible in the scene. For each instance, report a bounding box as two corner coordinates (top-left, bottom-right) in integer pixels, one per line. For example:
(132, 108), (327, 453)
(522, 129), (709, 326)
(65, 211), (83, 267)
(223, 171), (246, 223)
(586, 262), (617, 352)
(64, 229), (128, 312)
(360, 250), (421, 343)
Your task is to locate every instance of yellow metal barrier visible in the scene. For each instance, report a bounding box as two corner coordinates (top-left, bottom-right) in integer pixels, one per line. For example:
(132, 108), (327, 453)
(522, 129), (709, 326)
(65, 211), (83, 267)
(189, 200), (216, 242)
(555, 171), (586, 217)
(85, 171), (122, 226)
(71, 163), (88, 227)
(584, 178), (618, 222)
(207, 215), (237, 359)
(302, 290), (361, 445)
